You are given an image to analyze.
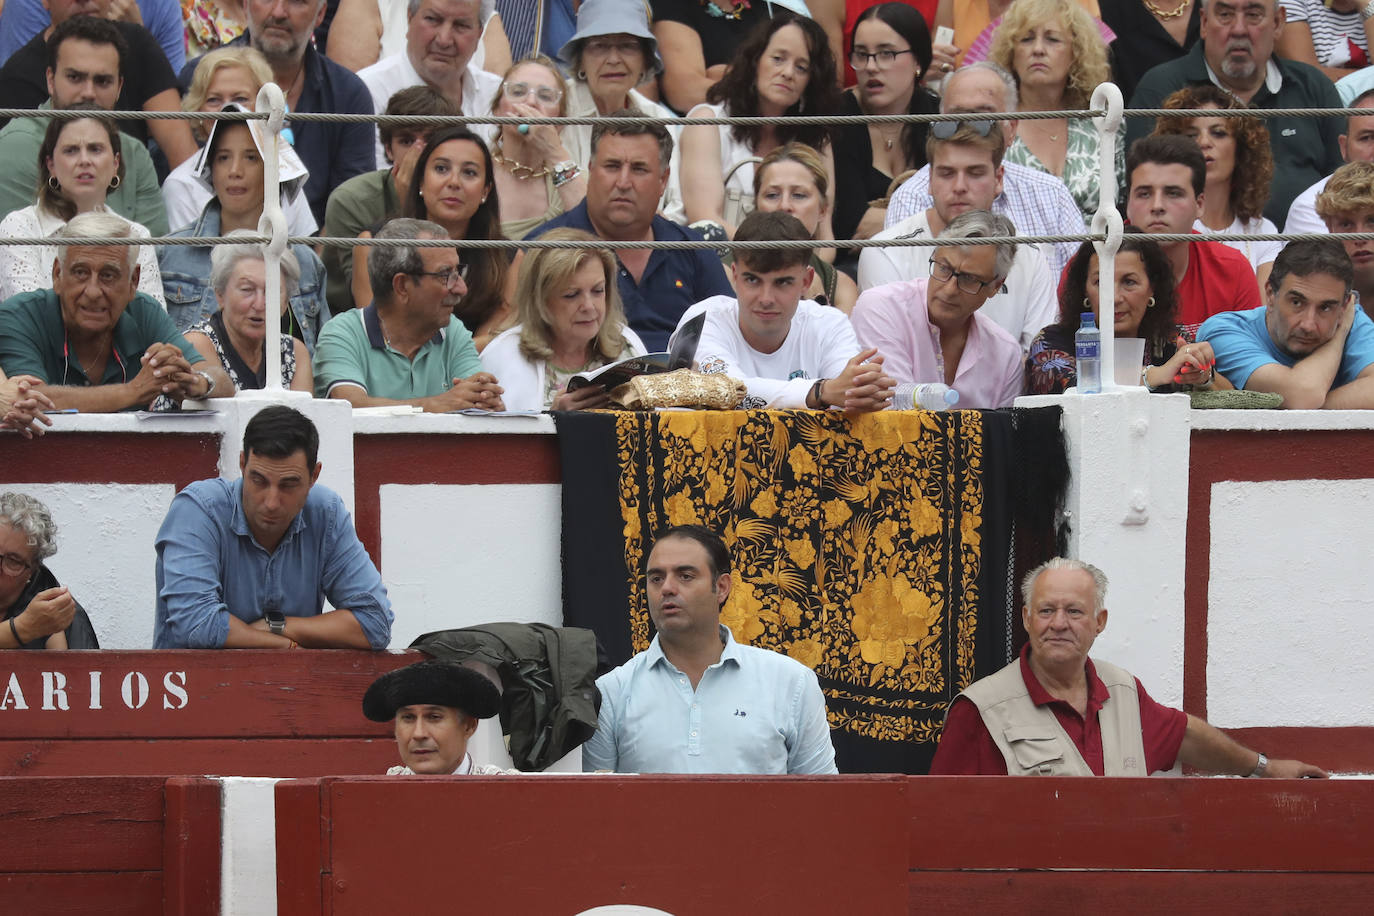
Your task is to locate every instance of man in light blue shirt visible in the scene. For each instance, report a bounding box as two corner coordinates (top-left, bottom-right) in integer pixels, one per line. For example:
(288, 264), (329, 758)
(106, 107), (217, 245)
(582, 525), (837, 775)
(1202, 239), (1374, 409)
(153, 406), (392, 649)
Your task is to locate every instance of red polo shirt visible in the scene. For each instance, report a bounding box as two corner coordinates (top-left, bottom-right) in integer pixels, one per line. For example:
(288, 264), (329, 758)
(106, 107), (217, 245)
(1175, 239), (1261, 338)
(929, 645), (1188, 775)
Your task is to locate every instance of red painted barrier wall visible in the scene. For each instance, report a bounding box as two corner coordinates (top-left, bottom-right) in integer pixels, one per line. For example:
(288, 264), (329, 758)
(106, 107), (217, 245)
(275, 775), (1374, 915)
(0, 775), (220, 916)
(0, 651), (421, 777)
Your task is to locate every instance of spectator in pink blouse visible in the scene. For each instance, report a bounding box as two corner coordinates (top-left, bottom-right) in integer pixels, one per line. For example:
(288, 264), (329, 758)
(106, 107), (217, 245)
(849, 208), (1024, 408)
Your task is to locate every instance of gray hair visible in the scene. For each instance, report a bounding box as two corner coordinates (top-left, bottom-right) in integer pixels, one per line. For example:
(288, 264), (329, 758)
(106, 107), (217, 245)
(937, 209), (1017, 281)
(408, 0), (487, 19)
(209, 229), (301, 299)
(368, 217), (449, 305)
(943, 61), (1019, 114)
(1020, 557), (1109, 612)
(57, 210), (138, 270)
(0, 493), (58, 562)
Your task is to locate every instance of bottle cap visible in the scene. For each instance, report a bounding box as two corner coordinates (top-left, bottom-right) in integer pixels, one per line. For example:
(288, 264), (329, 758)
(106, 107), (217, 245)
(1080, 312), (1096, 327)
(944, 388), (960, 406)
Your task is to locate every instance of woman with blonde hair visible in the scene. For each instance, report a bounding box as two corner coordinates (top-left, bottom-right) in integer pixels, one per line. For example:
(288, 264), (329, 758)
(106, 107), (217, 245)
(986, 0), (1118, 223)
(1154, 84), (1279, 290)
(480, 228), (646, 410)
(489, 55), (589, 240)
(751, 142), (858, 313)
(164, 47), (317, 236)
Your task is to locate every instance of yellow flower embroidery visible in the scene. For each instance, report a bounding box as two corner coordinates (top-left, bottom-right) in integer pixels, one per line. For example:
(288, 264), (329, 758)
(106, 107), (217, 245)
(850, 574), (942, 668)
(822, 498), (852, 529)
(786, 537), (816, 570)
(721, 579), (766, 643)
(787, 637), (826, 670)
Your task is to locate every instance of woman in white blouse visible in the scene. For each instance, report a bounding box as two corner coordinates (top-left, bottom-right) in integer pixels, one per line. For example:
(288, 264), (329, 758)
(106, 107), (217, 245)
(0, 115), (163, 304)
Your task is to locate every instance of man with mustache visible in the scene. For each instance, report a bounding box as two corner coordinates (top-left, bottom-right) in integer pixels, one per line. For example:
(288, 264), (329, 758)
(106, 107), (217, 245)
(1127, 0), (1343, 228)
(357, 0), (502, 169)
(1202, 238), (1374, 408)
(180, 0), (375, 224)
(313, 217), (506, 410)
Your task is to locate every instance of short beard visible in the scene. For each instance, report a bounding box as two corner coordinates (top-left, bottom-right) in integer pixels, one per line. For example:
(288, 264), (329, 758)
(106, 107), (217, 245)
(1221, 58), (1257, 81)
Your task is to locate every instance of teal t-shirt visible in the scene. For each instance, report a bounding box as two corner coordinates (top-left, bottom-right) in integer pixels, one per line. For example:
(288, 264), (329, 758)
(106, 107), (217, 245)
(313, 304), (482, 400)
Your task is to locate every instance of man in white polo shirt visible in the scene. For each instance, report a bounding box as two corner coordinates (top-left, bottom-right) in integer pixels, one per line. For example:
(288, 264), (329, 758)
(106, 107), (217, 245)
(357, 0), (502, 167)
(669, 211), (895, 411)
(859, 120), (1056, 353)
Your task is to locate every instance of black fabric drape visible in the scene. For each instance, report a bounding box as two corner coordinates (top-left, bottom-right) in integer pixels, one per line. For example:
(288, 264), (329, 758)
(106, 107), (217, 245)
(554, 407), (1068, 774)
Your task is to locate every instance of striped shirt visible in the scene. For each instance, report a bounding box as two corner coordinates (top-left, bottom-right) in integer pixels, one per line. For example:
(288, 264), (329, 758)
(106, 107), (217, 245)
(885, 161), (1084, 274)
(1280, 0), (1369, 68)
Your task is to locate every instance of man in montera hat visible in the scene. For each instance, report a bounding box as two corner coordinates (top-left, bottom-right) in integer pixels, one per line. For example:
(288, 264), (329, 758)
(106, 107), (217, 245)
(364, 659), (515, 775)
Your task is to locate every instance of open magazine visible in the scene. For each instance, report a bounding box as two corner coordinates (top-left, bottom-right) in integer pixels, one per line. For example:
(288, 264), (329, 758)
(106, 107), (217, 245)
(565, 312), (705, 392)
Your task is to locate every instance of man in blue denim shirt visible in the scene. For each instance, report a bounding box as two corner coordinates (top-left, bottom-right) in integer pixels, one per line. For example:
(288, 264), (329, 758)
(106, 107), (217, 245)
(153, 406), (393, 649)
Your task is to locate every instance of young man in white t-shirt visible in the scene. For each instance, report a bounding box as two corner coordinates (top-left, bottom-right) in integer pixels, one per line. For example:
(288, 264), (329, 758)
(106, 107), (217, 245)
(670, 212), (895, 410)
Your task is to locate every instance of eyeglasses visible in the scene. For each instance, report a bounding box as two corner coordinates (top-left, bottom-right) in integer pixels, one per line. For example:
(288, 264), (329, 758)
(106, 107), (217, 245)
(849, 48), (914, 69)
(585, 37), (642, 57)
(930, 256), (996, 295)
(0, 553), (33, 577)
(411, 264), (469, 287)
(1208, 3), (1269, 27)
(931, 119), (996, 140)
(502, 81), (563, 106)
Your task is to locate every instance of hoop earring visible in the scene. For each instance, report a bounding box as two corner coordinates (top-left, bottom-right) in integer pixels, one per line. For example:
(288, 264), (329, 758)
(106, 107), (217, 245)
(1146, 296), (1155, 309)
(108, 175), (120, 190)
(577, 70), (586, 80)
(48, 176), (60, 191)
(1083, 297), (1091, 309)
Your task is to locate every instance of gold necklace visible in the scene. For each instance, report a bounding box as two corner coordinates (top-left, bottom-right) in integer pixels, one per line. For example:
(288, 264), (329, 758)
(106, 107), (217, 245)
(493, 152), (550, 180)
(875, 123), (901, 150)
(1143, 0), (1190, 20)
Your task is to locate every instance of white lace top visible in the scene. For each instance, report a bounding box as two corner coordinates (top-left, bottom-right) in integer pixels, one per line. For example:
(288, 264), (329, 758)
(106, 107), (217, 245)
(0, 204), (165, 305)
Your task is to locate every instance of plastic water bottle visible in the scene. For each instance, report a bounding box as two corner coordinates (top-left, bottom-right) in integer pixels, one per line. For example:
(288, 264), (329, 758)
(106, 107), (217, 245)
(893, 382), (960, 411)
(1075, 312), (1101, 394)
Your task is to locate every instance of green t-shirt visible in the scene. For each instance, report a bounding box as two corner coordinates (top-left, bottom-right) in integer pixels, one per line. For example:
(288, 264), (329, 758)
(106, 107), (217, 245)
(0, 288), (201, 387)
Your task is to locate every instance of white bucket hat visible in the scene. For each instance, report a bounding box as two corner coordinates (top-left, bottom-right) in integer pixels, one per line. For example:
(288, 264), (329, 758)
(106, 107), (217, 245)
(192, 103), (309, 204)
(558, 0), (663, 77)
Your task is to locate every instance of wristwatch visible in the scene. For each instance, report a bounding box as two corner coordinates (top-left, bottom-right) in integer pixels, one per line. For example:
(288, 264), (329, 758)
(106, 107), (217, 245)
(194, 369), (216, 398)
(1248, 751), (1268, 778)
(265, 610), (286, 636)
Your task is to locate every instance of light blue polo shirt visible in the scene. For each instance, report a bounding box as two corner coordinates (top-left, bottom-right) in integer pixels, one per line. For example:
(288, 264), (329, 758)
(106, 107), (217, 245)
(582, 624), (838, 775)
(312, 304), (482, 400)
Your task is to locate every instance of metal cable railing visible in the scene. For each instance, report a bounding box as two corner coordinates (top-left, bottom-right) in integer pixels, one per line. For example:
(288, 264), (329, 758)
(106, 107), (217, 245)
(1, 84), (1359, 390)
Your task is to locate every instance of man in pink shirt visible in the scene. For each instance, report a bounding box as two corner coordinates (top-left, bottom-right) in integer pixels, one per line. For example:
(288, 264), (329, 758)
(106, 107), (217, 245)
(850, 209), (1025, 409)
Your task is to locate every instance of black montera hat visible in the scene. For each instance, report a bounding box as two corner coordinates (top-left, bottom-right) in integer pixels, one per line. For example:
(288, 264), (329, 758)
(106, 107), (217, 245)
(362, 660), (502, 722)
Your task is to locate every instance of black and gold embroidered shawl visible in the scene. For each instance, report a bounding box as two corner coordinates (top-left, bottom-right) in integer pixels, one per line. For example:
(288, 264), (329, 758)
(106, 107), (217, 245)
(556, 407), (1068, 773)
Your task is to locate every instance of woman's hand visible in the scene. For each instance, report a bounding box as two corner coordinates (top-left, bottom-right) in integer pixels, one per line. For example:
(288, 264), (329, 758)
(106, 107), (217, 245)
(552, 384), (612, 411)
(923, 42), (960, 88)
(392, 140), (426, 203)
(509, 101), (568, 164)
(1154, 340), (1217, 387)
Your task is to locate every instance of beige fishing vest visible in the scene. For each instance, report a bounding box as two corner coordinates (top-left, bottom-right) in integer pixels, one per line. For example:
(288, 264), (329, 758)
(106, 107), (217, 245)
(960, 657), (1146, 776)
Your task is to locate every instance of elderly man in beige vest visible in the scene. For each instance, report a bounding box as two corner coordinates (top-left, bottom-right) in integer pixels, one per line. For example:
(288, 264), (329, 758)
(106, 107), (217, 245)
(930, 558), (1328, 778)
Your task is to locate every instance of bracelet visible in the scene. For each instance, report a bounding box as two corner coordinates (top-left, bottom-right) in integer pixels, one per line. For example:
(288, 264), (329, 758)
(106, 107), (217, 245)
(1140, 366), (1152, 390)
(809, 377), (827, 409)
(8, 615), (21, 645)
(551, 160), (580, 188)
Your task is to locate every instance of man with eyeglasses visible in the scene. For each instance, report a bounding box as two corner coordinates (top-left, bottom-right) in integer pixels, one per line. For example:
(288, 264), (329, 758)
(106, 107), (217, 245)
(850, 209), (1025, 409)
(1127, 0), (1343, 227)
(313, 217), (506, 410)
(858, 120), (1057, 353)
(884, 62), (1083, 275)
(358, 0), (501, 169)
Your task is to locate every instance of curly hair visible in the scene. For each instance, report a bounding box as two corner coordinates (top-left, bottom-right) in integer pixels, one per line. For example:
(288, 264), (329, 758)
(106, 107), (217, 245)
(987, 0), (1109, 111)
(705, 12), (840, 153)
(1154, 84), (1273, 224)
(514, 228), (629, 366)
(402, 126), (509, 334)
(0, 493), (58, 562)
(1055, 229), (1179, 360)
(1316, 160), (1374, 222)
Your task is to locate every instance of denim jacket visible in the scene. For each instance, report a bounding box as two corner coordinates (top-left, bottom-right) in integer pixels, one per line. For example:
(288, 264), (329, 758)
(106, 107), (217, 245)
(158, 202), (327, 353)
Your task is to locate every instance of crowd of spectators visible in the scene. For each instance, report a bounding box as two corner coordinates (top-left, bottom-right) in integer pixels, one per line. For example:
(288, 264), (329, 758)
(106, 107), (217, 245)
(5, 0), (1374, 436)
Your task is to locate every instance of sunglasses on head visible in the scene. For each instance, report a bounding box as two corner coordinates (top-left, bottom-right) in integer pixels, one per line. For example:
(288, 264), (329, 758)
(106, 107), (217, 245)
(930, 119), (996, 140)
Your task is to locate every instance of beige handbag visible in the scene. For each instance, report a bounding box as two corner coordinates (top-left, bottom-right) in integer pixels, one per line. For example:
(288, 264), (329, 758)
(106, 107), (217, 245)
(722, 156), (762, 230)
(609, 369), (747, 410)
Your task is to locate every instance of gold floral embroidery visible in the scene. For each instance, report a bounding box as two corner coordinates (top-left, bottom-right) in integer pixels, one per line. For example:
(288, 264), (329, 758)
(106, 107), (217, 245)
(613, 409), (985, 747)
